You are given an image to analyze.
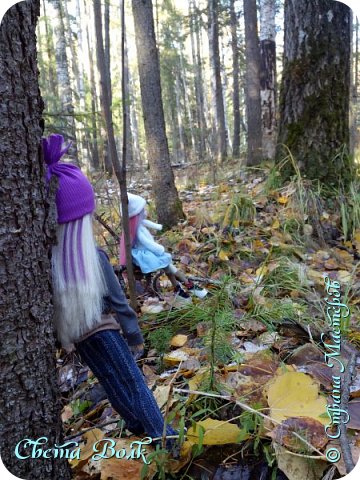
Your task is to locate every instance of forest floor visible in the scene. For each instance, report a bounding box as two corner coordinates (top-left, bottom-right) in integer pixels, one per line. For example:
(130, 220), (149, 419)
(59, 163), (360, 480)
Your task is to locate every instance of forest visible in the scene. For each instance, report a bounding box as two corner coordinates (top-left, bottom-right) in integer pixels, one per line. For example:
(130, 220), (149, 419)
(1, 0), (360, 479)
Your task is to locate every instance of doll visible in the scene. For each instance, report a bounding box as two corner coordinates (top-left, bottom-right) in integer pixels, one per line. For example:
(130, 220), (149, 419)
(119, 193), (207, 299)
(43, 134), (177, 446)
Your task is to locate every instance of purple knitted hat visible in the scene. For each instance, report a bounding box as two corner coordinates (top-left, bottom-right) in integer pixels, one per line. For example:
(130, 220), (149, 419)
(42, 134), (95, 224)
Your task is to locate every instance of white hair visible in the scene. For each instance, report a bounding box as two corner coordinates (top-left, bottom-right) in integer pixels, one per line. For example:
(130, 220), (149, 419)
(51, 214), (107, 347)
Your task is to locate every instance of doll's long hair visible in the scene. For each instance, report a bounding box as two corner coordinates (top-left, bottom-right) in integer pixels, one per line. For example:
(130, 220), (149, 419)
(51, 214), (107, 347)
(119, 211), (142, 266)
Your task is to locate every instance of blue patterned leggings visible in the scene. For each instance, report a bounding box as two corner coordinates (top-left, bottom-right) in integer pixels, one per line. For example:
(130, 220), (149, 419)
(75, 330), (176, 440)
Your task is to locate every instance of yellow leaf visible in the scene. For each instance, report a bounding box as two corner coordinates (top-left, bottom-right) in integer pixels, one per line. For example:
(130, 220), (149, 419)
(271, 219), (280, 229)
(153, 385), (172, 410)
(70, 428), (105, 469)
(266, 371), (328, 425)
(218, 250), (229, 261)
(278, 196), (289, 205)
(186, 418), (246, 445)
(170, 334), (188, 347)
(337, 270), (352, 284)
(164, 349), (189, 364)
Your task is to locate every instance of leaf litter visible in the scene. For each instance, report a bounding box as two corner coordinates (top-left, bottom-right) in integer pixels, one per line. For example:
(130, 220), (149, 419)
(57, 167), (360, 479)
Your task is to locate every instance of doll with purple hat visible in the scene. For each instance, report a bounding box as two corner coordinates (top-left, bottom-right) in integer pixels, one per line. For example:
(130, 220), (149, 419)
(42, 133), (178, 446)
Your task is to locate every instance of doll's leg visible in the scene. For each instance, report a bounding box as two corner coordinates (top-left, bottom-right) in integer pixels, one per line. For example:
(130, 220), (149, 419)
(75, 330), (177, 442)
(164, 263), (188, 285)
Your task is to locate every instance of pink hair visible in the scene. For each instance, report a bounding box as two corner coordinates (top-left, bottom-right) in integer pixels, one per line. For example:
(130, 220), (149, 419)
(119, 213), (141, 266)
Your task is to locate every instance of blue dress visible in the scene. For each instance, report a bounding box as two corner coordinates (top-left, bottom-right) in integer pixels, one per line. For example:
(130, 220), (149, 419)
(131, 222), (172, 274)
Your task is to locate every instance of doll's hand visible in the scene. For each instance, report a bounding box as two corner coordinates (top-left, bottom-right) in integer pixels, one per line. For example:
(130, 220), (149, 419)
(130, 343), (145, 361)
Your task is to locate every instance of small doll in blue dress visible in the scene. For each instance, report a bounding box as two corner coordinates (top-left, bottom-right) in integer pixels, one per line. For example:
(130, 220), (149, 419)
(120, 193), (207, 299)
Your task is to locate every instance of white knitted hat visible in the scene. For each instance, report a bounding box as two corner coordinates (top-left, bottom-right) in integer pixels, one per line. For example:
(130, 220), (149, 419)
(126, 193), (146, 218)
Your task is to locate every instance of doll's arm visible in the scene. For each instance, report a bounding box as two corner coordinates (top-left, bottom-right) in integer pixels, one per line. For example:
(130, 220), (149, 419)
(136, 225), (165, 255)
(142, 219), (163, 231)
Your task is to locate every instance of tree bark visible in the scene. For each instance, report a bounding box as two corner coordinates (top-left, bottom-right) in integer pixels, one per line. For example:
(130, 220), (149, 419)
(131, 0), (185, 228)
(0, 2), (71, 478)
(259, 0), (277, 159)
(276, 0), (352, 185)
(208, 0), (227, 162)
(230, 0), (241, 158)
(244, 0), (262, 165)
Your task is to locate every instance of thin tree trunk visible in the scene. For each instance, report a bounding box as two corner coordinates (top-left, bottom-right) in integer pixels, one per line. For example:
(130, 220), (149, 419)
(179, 49), (196, 159)
(189, 0), (204, 160)
(230, 0), (241, 158)
(103, 0), (114, 175)
(123, 30), (134, 170)
(244, 0), (262, 165)
(208, 0), (227, 163)
(131, 0), (185, 228)
(42, 0), (58, 107)
(0, 2), (71, 478)
(49, 0), (78, 164)
(93, 0), (137, 309)
(259, 0), (277, 159)
(86, 23), (100, 170)
(175, 72), (186, 163)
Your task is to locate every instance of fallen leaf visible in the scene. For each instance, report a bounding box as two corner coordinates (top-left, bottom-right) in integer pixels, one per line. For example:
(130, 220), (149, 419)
(186, 418), (247, 446)
(170, 334), (188, 348)
(140, 303), (165, 314)
(267, 417), (328, 451)
(266, 371), (328, 425)
(153, 385), (172, 410)
(218, 249), (230, 261)
(70, 428), (105, 469)
(273, 443), (328, 480)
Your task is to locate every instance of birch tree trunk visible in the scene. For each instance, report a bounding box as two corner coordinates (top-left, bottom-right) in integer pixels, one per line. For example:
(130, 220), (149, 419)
(276, 0), (352, 185)
(208, 0), (227, 162)
(259, 0), (277, 159)
(244, 0), (262, 165)
(230, 0), (241, 158)
(42, 0), (58, 108)
(49, 0), (78, 163)
(131, 0), (185, 228)
(0, 2), (71, 478)
(103, 0), (114, 175)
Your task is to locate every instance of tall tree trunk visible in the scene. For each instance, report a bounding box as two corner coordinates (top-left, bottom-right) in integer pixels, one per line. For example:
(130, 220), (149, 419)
(0, 2), (71, 478)
(244, 0), (262, 165)
(103, 0), (114, 175)
(230, 0), (240, 158)
(175, 72), (186, 163)
(42, 0), (58, 108)
(189, 0), (204, 160)
(131, 0), (185, 228)
(93, 0), (137, 309)
(179, 48), (196, 159)
(259, 0), (277, 159)
(86, 23), (100, 170)
(276, 0), (352, 186)
(208, 0), (227, 162)
(49, 0), (78, 164)
(123, 30), (134, 170)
